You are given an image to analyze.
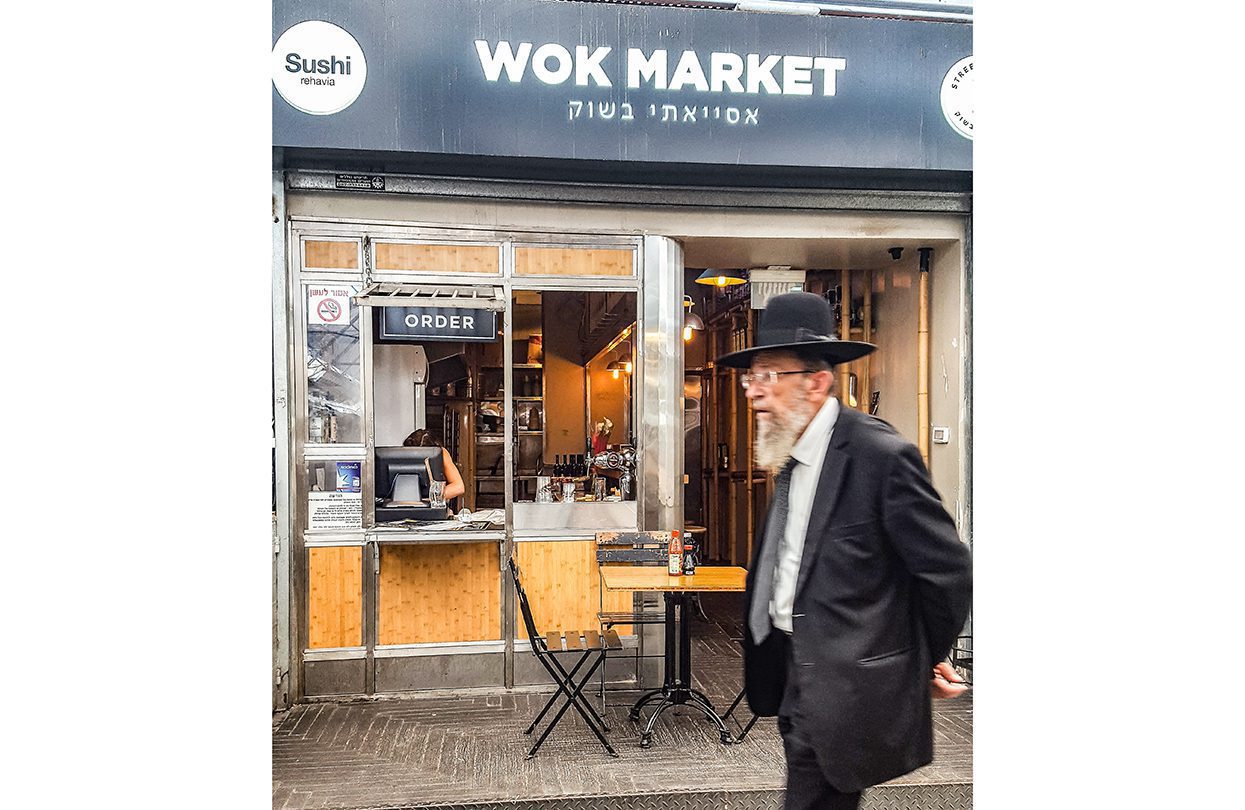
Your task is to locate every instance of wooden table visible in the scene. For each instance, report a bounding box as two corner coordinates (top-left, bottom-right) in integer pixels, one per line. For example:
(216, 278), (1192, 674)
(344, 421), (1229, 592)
(600, 565), (747, 748)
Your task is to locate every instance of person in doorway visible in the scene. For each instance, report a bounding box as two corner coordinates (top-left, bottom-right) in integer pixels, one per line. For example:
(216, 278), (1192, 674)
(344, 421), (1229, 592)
(402, 429), (466, 503)
(718, 292), (972, 810)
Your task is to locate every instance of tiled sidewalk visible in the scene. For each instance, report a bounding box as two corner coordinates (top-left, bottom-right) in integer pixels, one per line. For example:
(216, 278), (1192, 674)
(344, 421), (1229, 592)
(273, 594), (971, 810)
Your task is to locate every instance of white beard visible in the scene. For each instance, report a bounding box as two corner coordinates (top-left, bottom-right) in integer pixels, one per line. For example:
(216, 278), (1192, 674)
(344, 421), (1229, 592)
(754, 401), (813, 472)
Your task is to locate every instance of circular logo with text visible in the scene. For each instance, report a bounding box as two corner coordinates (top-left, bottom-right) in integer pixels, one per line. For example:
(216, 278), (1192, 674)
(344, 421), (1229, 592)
(940, 56), (974, 140)
(272, 21), (367, 116)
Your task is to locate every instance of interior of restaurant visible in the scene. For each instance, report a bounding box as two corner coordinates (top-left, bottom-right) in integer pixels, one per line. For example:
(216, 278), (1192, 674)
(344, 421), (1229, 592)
(370, 289), (639, 514)
(682, 235), (963, 568)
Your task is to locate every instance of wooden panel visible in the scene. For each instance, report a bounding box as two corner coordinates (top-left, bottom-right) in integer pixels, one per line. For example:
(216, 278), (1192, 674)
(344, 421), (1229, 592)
(378, 543), (501, 645)
(515, 540), (634, 636)
(599, 565), (747, 592)
(304, 240), (359, 269)
(375, 242), (499, 274)
(515, 247), (633, 277)
(307, 546), (362, 649)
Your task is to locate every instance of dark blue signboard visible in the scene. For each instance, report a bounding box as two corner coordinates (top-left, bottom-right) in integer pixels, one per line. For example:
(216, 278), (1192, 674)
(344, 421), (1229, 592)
(379, 307), (498, 343)
(272, 0), (972, 172)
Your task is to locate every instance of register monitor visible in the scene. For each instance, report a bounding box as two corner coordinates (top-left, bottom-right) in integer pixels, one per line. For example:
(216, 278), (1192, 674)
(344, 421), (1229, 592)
(374, 445), (448, 522)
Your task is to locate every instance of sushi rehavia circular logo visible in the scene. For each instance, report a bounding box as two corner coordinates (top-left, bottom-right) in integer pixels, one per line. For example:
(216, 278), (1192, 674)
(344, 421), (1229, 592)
(940, 56), (974, 140)
(272, 21), (367, 116)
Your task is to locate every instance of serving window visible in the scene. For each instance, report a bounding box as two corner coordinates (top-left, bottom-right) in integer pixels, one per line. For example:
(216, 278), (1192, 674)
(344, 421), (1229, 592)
(290, 224), (654, 694)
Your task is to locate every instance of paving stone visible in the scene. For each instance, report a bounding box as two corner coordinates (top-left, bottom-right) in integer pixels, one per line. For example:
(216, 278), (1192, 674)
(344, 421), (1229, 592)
(274, 591), (970, 809)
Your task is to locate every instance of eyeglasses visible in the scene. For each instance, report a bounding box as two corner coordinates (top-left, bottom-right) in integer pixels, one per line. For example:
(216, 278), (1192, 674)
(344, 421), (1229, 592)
(739, 370), (814, 390)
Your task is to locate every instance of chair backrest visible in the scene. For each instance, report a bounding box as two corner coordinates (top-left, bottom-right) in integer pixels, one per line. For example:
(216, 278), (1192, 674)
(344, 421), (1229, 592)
(507, 557), (543, 646)
(595, 530), (675, 565)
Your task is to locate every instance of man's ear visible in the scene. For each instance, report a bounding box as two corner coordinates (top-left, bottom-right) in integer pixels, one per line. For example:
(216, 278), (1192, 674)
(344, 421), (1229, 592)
(814, 369), (836, 398)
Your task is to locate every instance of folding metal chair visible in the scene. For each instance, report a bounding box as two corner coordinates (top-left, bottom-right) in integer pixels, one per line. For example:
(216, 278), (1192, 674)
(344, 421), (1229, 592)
(720, 687), (760, 742)
(508, 557), (621, 759)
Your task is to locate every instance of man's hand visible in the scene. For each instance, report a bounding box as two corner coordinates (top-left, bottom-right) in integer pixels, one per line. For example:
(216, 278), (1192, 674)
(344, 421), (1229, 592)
(930, 661), (968, 699)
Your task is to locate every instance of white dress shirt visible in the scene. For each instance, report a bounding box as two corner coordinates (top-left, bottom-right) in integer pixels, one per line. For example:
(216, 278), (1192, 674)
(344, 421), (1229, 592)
(770, 396), (840, 633)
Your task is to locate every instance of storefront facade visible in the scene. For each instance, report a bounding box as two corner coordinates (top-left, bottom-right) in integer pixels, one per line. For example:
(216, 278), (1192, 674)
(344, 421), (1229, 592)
(272, 0), (973, 708)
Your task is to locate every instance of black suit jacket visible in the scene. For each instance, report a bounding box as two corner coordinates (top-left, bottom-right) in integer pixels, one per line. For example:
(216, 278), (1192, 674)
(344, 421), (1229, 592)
(742, 406), (972, 793)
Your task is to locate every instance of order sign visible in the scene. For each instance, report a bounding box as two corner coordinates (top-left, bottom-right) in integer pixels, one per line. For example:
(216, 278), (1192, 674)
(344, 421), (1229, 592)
(308, 286), (352, 326)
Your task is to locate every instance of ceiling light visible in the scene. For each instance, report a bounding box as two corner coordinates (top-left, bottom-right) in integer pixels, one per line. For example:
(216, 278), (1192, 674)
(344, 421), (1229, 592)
(683, 295), (705, 342)
(695, 268), (746, 287)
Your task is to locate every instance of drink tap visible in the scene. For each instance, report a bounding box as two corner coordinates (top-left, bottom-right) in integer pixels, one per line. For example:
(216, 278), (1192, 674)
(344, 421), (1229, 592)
(589, 443), (638, 500)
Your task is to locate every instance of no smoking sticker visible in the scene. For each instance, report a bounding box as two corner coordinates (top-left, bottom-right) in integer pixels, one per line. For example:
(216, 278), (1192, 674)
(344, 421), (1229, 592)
(308, 287), (352, 326)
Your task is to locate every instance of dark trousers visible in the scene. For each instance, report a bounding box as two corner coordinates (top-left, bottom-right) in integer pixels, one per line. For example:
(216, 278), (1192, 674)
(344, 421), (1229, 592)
(777, 632), (862, 810)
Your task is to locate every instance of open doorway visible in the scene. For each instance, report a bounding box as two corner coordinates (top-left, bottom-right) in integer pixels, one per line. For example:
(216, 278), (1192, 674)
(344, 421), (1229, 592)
(680, 237), (966, 568)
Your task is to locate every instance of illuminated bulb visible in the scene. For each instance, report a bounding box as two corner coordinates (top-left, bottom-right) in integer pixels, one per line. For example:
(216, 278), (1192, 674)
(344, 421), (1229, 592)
(683, 325), (693, 342)
(625, 360), (633, 374)
(716, 275), (727, 286)
(612, 368), (620, 380)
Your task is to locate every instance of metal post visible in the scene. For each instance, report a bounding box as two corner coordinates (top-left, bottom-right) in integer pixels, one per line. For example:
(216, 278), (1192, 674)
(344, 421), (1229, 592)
(638, 235), (684, 532)
(272, 169), (293, 709)
(638, 236), (684, 687)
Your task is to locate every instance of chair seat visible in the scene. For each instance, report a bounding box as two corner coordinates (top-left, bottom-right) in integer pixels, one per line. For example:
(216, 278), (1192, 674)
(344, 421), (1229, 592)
(544, 628), (623, 653)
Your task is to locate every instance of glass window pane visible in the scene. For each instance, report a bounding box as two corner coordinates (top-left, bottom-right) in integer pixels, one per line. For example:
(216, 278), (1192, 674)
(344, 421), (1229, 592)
(512, 290), (638, 530)
(306, 284), (363, 444)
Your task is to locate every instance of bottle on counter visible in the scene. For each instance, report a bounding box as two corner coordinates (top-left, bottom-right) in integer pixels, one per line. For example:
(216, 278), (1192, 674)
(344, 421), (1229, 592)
(667, 530), (683, 576)
(682, 542), (697, 576)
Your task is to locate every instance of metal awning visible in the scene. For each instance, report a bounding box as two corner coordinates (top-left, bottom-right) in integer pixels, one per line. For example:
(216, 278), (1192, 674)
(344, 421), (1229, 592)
(353, 283), (505, 310)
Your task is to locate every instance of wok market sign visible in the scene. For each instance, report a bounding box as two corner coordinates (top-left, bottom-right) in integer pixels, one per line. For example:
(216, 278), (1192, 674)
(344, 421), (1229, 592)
(272, 0), (972, 172)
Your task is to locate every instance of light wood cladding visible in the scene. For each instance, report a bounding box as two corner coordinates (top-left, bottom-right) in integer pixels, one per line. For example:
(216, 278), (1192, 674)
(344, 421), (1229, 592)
(304, 240), (359, 269)
(307, 546), (363, 648)
(516, 541), (635, 635)
(378, 543), (501, 645)
(375, 242), (499, 274)
(516, 247), (633, 277)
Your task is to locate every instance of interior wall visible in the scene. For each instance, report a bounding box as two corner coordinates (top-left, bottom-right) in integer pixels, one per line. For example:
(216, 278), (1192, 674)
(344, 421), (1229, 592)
(928, 245), (966, 530)
(587, 351), (629, 446)
(542, 291), (587, 461)
(373, 343), (424, 447)
(872, 260), (920, 442)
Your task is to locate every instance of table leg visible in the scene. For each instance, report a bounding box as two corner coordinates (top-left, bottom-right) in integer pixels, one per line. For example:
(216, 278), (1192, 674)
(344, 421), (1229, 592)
(628, 592), (678, 721)
(677, 592), (693, 700)
(631, 590), (734, 746)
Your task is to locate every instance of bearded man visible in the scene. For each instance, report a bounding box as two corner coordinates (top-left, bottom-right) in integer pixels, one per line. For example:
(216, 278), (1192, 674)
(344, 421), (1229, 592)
(718, 292), (972, 810)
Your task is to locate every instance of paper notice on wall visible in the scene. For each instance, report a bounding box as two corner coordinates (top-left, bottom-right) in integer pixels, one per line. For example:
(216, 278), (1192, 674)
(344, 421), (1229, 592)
(307, 286), (353, 326)
(308, 491), (363, 530)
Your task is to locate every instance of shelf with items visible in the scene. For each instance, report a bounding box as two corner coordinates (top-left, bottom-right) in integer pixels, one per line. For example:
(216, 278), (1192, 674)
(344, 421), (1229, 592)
(469, 355), (546, 511)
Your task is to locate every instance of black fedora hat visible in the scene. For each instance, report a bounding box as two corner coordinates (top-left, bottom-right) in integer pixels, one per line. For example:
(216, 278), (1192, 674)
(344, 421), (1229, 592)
(716, 291), (876, 369)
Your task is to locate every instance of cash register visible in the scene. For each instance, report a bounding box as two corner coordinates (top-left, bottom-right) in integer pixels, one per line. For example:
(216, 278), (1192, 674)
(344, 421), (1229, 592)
(374, 445), (450, 522)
